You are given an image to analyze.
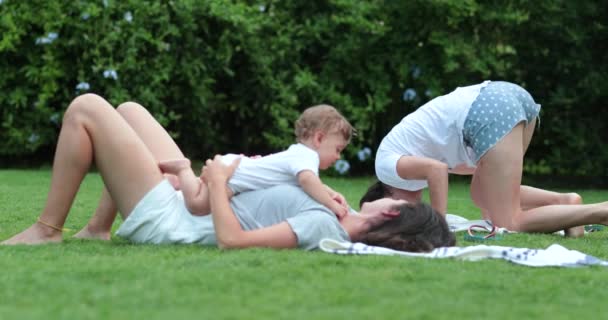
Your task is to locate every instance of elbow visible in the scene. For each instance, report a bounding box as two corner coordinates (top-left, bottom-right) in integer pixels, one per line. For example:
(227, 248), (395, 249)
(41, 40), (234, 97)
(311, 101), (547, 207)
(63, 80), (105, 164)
(423, 162), (448, 180)
(216, 234), (246, 250)
(217, 242), (232, 250)
(434, 162), (448, 172)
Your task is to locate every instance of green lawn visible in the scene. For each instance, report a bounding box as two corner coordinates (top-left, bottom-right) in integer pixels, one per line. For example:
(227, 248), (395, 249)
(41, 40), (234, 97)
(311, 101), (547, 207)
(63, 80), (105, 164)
(1, 170), (607, 320)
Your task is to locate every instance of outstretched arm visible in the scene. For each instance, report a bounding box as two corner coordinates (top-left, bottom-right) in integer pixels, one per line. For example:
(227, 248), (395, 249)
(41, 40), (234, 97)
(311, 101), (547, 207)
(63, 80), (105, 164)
(203, 156), (298, 249)
(396, 156), (448, 215)
(298, 170), (348, 219)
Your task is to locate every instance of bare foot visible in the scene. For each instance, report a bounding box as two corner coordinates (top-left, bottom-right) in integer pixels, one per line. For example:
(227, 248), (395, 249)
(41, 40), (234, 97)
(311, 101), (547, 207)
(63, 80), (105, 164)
(564, 226), (585, 238)
(158, 158), (191, 175)
(562, 193), (583, 205)
(73, 225), (111, 241)
(1, 222), (62, 245)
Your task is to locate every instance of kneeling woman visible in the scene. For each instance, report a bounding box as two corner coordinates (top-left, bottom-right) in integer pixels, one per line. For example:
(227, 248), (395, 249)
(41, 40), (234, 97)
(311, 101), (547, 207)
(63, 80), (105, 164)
(2, 94), (455, 252)
(365, 80), (608, 235)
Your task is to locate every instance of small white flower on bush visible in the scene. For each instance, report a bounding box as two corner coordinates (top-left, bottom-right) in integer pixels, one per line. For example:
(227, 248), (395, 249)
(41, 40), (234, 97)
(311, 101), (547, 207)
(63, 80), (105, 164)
(425, 89), (433, 97)
(49, 113), (61, 125)
(75, 82), (90, 91)
(259, 5), (265, 12)
(411, 66), (421, 79)
(103, 69), (118, 80)
(28, 133), (40, 144)
(334, 159), (350, 175)
(402, 88), (416, 101)
(35, 32), (58, 45)
(81, 13), (90, 20)
(357, 147), (372, 161)
(124, 11), (133, 23)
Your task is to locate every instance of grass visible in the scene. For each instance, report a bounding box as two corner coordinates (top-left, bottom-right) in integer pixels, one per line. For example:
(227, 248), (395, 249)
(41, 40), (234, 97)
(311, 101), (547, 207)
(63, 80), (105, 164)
(1, 169), (607, 320)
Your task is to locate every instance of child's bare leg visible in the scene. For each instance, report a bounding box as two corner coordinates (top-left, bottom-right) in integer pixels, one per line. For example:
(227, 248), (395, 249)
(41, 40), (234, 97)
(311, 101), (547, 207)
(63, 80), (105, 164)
(158, 158), (192, 175)
(160, 158), (211, 215)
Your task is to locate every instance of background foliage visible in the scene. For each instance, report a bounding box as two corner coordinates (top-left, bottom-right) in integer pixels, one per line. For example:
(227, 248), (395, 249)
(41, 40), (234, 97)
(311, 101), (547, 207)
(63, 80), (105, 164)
(0, 0), (606, 177)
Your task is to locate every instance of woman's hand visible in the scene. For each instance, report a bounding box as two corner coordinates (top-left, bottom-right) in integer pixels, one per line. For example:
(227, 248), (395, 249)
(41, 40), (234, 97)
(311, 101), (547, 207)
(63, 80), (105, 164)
(201, 155), (241, 186)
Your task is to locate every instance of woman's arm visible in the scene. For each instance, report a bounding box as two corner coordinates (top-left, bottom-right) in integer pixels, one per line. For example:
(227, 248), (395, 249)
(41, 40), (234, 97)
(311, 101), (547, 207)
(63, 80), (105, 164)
(203, 156), (298, 249)
(396, 156), (448, 215)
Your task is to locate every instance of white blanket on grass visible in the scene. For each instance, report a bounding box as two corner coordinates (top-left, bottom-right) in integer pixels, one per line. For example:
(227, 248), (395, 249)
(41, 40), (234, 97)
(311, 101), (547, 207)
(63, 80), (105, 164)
(319, 214), (607, 267)
(319, 239), (608, 267)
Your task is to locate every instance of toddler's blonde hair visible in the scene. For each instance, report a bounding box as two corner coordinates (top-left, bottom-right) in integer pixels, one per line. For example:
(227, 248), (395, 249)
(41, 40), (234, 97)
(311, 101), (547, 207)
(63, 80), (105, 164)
(294, 104), (354, 143)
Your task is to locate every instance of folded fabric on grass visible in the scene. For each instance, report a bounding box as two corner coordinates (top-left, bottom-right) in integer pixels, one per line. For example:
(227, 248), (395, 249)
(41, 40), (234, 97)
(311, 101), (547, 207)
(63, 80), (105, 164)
(446, 214), (510, 234)
(319, 239), (608, 268)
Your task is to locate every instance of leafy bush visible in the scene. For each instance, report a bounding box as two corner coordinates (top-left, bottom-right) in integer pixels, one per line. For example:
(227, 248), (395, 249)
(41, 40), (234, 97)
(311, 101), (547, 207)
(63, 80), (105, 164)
(1, 0), (606, 177)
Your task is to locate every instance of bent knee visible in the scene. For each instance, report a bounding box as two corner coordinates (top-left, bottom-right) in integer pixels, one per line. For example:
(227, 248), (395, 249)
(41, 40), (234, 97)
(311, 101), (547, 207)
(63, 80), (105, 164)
(116, 101), (144, 114)
(64, 93), (108, 122)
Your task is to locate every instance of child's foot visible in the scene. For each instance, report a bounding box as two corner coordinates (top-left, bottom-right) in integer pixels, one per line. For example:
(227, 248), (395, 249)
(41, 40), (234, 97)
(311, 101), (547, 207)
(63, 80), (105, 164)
(73, 225), (111, 241)
(1, 222), (62, 245)
(158, 158), (191, 175)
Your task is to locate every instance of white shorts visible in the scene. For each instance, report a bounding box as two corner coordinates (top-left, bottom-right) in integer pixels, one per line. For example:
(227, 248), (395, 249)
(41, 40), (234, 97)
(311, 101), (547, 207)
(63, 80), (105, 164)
(375, 147), (428, 191)
(116, 179), (217, 245)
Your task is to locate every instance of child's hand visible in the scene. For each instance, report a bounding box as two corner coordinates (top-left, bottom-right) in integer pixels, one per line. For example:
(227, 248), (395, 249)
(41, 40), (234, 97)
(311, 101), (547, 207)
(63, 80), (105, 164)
(330, 192), (347, 208)
(201, 155), (241, 185)
(328, 201), (349, 220)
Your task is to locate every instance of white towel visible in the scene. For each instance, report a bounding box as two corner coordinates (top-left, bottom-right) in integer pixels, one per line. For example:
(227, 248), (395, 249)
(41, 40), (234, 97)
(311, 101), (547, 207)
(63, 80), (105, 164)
(446, 213), (511, 234)
(319, 239), (608, 267)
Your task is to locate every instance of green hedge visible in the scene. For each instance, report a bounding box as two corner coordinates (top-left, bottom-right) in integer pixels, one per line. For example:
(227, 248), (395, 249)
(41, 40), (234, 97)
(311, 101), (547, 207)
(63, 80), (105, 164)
(1, 0), (606, 176)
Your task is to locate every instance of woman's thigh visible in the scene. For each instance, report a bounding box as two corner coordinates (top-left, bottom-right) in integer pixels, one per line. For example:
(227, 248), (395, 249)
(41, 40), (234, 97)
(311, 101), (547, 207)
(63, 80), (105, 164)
(116, 102), (184, 160)
(66, 95), (165, 217)
(464, 81), (540, 163)
(470, 123), (525, 229)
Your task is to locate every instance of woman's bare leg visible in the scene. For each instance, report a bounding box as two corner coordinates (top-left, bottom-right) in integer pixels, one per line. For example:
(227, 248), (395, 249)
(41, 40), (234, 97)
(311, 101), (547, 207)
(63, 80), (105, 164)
(519, 186), (585, 237)
(2, 95), (164, 245)
(472, 123), (608, 233)
(74, 102), (186, 240)
(72, 188), (117, 240)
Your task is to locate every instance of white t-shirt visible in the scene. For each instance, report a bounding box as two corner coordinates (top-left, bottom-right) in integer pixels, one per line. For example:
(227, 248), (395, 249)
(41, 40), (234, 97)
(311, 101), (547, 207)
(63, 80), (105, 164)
(375, 81), (490, 191)
(222, 143), (319, 194)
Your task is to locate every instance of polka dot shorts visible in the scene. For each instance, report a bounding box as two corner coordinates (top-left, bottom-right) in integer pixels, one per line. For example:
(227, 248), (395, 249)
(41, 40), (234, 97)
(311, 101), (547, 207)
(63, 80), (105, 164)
(463, 81), (540, 163)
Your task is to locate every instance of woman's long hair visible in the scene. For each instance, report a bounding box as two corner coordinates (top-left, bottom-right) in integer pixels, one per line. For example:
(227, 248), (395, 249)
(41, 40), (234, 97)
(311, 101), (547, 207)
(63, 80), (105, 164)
(361, 202), (456, 252)
(359, 181), (389, 208)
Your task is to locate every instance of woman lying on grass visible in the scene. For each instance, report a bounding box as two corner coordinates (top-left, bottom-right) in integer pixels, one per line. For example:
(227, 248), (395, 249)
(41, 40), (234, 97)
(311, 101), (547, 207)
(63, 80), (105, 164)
(2, 94), (455, 252)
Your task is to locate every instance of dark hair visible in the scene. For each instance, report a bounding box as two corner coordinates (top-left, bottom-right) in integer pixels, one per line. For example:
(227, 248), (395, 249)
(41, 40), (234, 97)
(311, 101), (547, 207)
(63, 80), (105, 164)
(359, 181), (390, 208)
(361, 202), (456, 252)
